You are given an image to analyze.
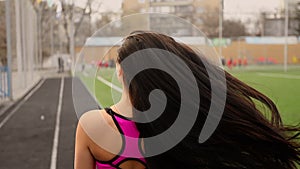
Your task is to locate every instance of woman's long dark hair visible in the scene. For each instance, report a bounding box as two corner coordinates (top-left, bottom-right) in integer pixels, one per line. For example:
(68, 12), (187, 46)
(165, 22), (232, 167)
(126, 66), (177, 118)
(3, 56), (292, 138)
(117, 31), (300, 169)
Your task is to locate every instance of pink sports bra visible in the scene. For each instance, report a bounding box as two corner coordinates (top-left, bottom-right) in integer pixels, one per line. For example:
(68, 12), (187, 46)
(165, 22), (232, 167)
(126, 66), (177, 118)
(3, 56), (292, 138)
(95, 108), (147, 169)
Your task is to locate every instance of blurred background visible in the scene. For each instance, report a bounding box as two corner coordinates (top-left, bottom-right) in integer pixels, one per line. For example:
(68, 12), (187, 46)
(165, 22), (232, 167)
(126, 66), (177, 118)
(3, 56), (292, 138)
(0, 0), (300, 101)
(0, 0), (299, 168)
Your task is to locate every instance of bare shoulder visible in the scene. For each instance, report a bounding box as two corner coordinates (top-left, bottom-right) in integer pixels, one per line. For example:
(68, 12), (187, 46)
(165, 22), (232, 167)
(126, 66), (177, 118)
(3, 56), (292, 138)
(77, 109), (123, 161)
(79, 109), (112, 124)
(77, 108), (121, 146)
(78, 109), (114, 134)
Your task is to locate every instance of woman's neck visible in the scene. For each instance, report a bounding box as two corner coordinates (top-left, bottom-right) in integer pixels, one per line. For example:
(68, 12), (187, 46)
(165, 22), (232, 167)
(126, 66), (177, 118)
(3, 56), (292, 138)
(113, 91), (133, 118)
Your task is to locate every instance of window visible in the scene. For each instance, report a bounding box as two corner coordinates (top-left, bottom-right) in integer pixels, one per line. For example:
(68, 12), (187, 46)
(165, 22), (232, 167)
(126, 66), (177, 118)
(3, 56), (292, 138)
(175, 5), (193, 13)
(196, 7), (204, 13)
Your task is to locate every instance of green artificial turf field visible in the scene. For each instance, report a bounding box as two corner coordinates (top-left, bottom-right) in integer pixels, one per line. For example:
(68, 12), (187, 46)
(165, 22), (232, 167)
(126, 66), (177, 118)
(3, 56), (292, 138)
(229, 67), (300, 126)
(80, 66), (300, 126)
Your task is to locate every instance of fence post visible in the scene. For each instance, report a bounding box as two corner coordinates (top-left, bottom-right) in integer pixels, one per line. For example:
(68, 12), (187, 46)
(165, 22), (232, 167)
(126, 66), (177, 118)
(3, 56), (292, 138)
(284, 0), (289, 72)
(5, 0), (13, 100)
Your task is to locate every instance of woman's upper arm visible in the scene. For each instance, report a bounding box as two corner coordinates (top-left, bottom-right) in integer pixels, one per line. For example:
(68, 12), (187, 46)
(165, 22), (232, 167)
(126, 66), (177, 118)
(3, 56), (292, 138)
(74, 122), (95, 169)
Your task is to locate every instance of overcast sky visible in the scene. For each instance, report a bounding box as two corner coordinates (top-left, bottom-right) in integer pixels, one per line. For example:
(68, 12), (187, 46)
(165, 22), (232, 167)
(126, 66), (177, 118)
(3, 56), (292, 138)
(54, 0), (282, 14)
(93, 0), (283, 20)
(224, 0), (282, 20)
(53, 0), (282, 21)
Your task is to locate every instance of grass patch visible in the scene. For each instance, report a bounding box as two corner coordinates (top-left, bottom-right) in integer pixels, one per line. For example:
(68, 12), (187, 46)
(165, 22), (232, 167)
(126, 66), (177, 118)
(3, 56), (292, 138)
(230, 69), (300, 126)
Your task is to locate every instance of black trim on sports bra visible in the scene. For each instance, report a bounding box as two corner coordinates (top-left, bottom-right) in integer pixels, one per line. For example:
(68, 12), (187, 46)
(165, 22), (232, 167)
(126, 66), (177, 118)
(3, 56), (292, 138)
(94, 108), (148, 169)
(107, 108), (147, 160)
(93, 108), (126, 164)
(106, 107), (131, 120)
(116, 158), (148, 168)
(95, 161), (121, 169)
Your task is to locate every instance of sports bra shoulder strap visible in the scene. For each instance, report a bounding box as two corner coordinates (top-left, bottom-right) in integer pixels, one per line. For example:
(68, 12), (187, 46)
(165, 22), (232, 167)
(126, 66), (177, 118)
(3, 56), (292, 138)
(104, 107), (114, 116)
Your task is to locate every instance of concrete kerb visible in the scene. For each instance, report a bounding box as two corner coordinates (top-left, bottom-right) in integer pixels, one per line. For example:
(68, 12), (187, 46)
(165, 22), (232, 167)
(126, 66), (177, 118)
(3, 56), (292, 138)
(0, 68), (71, 118)
(0, 78), (44, 118)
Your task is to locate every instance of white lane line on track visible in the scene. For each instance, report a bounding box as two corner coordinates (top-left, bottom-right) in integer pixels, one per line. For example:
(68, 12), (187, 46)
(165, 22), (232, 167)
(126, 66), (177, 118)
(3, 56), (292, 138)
(0, 79), (46, 129)
(257, 73), (300, 79)
(50, 77), (64, 169)
(97, 76), (122, 93)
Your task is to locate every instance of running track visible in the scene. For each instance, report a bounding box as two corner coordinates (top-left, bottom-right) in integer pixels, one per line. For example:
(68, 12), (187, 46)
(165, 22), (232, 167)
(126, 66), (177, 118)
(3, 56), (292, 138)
(0, 77), (99, 169)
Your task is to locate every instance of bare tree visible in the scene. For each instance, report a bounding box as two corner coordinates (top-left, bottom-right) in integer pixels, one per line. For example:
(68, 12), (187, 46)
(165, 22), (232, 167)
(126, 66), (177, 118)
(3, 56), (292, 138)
(30, 0), (115, 60)
(223, 19), (248, 38)
(0, 2), (7, 65)
(199, 7), (219, 38)
(200, 7), (248, 38)
(30, 0), (56, 67)
(294, 4), (300, 36)
(0, 1), (16, 66)
(59, 0), (93, 53)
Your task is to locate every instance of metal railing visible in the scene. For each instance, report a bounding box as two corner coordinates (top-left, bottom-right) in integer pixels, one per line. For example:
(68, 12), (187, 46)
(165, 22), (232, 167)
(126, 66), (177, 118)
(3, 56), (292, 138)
(0, 66), (10, 100)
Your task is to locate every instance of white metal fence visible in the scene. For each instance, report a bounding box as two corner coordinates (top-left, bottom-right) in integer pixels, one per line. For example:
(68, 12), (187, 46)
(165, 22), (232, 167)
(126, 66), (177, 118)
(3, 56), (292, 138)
(1, 0), (40, 101)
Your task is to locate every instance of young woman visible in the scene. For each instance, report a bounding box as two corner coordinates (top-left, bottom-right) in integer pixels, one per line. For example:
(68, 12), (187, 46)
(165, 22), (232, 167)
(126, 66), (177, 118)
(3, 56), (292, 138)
(75, 31), (300, 169)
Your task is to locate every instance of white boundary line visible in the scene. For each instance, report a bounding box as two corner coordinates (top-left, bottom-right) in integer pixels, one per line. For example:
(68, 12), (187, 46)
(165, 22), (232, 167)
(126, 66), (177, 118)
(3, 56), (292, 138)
(50, 77), (64, 169)
(97, 76), (122, 93)
(82, 72), (88, 77)
(257, 73), (300, 79)
(80, 72), (104, 108)
(0, 78), (46, 129)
